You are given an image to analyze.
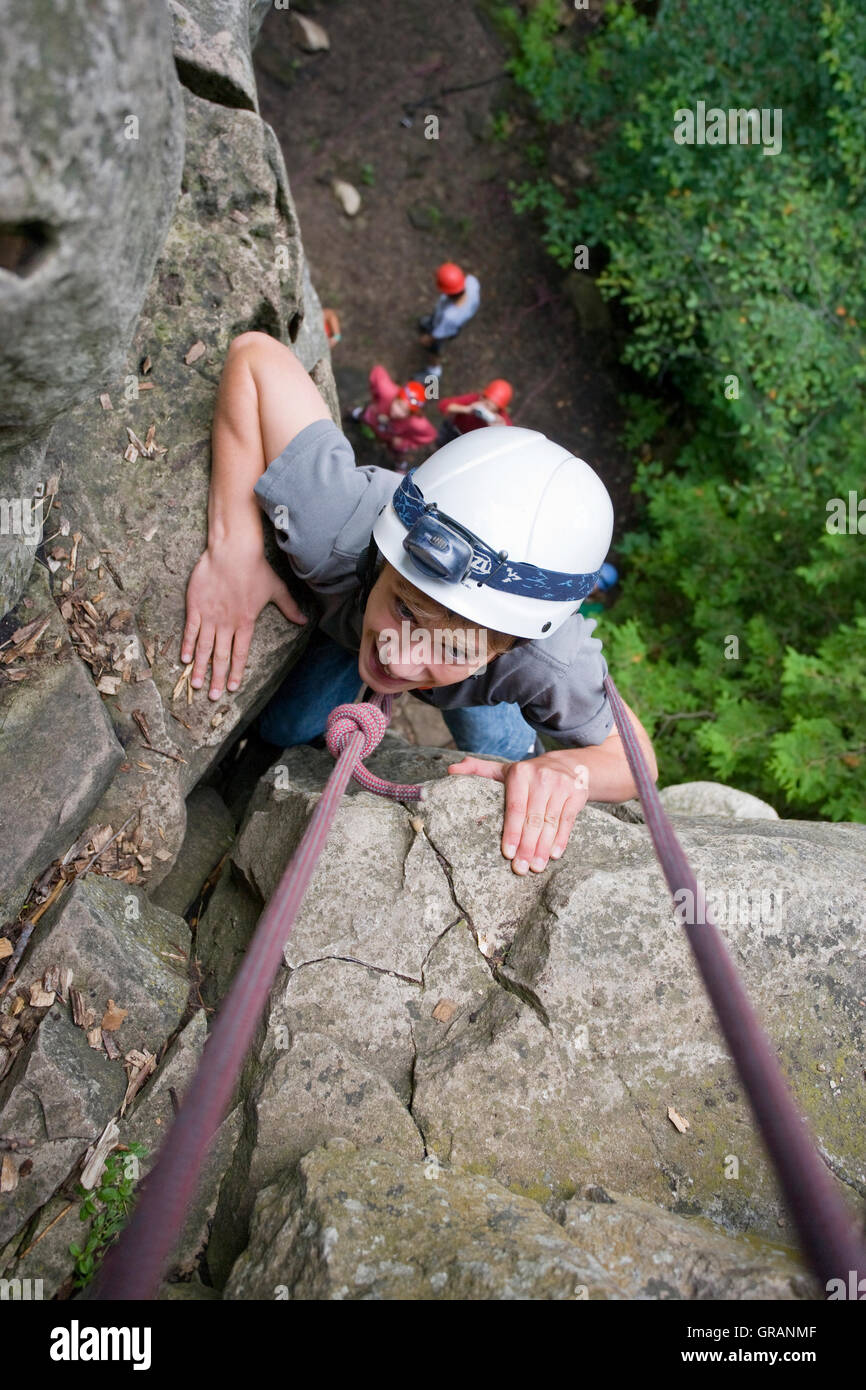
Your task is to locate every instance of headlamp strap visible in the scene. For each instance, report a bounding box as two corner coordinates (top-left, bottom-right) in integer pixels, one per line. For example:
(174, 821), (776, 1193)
(392, 471), (601, 603)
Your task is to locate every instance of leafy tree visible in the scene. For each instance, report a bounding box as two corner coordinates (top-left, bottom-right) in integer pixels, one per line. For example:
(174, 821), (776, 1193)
(499, 0), (866, 819)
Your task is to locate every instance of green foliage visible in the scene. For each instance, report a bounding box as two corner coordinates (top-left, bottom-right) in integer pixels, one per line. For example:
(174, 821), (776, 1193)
(503, 0), (866, 818)
(68, 1143), (148, 1288)
(359, 161), (375, 186)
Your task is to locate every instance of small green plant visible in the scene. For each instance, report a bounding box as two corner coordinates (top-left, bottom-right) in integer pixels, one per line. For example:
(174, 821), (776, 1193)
(68, 1142), (148, 1289)
(488, 110), (513, 143)
(359, 161), (375, 186)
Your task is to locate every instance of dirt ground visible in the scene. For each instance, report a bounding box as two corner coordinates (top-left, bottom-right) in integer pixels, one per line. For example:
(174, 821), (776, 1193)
(252, 0), (632, 747)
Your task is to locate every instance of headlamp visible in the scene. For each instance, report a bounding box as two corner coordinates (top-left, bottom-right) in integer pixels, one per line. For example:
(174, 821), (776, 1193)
(393, 471), (602, 603)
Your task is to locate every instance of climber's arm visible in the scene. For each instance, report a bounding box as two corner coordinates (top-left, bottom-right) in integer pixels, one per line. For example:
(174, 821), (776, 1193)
(181, 333), (329, 699)
(448, 699), (657, 875)
(206, 332), (331, 550)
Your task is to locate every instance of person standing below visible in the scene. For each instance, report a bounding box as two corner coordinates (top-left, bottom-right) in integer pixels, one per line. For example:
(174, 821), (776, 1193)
(436, 378), (513, 446)
(350, 365), (436, 467)
(418, 262), (481, 377)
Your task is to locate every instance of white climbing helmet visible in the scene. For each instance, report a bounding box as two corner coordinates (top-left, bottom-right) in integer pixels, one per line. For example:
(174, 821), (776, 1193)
(372, 425), (614, 639)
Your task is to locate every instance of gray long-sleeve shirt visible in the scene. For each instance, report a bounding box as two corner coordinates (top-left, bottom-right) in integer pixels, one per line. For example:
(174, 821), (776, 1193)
(430, 274), (481, 340)
(253, 418), (614, 747)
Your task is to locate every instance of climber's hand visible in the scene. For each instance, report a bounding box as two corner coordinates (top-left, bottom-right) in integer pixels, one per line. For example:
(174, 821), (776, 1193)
(447, 751), (589, 875)
(181, 540), (307, 700)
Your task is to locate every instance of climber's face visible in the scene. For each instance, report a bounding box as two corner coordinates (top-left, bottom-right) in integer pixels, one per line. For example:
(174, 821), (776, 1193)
(358, 563), (510, 694)
(390, 395), (410, 420)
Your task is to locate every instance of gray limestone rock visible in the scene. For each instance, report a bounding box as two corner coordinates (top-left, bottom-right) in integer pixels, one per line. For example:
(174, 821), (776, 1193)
(660, 781), (779, 820)
(150, 785), (236, 918)
(0, 0), (184, 457)
(0, 1007), (127, 1246)
(0, 564), (125, 925)
(20, 876), (191, 1055)
(224, 1140), (623, 1301)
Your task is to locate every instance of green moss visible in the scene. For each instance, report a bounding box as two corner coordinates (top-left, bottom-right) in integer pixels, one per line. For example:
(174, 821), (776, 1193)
(508, 1180), (554, 1204)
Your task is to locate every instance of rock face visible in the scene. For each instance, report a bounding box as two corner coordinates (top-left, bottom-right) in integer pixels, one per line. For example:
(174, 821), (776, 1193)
(0, 0), (185, 459)
(0, 0), (340, 1290)
(199, 737), (863, 1297)
(224, 1140), (816, 1301)
(0, 877), (191, 1247)
(0, 0), (337, 934)
(226, 1140), (623, 1301)
(0, 564), (125, 924)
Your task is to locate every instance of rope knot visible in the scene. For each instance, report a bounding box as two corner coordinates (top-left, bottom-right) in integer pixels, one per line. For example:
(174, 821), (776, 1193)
(325, 702), (388, 761)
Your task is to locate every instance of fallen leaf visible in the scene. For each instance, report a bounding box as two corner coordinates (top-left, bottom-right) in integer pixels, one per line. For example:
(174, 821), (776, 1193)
(432, 998), (457, 1024)
(96, 675), (121, 695)
(184, 340), (206, 365)
(172, 662), (193, 701)
(0, 1155), (18, 1193)
(101, 999), (128, 1032)
(667, 1105), (690, 1133)
(99, 393), (113, 411)
(0, 938), (12, 960)
(79, 1120), (120, 1190)
(29, 983), (56, 1008)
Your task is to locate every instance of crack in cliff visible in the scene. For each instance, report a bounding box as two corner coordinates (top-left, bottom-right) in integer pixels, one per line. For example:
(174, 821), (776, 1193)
(816, 1141), (866, 1199)
(173, 58), (257, 112)
(287, 954), (422, 986)
(418, 817), (551, 1030)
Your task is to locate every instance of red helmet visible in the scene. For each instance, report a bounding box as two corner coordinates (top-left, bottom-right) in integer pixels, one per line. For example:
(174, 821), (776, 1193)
(483, 378), (513, 409)
(436, 262), (466, 295)
(397, 380), (426, 413)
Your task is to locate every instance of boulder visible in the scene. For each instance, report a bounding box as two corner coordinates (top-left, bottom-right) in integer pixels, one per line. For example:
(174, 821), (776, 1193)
(212, 741), (865, 1273)
(0, 1195), (82, 1301)
(224, 1140), (622, 1300)
(168, 0), (264, 113)
(0, 564), (125, 925)
(0, 1007), (127, 1246)
(19, 877), (190, 1056)
(150, 786), (236, 918)
(560, 1189), (818, 1299)
(225, 1142), (819, 1301)
(0, 0), (184, 459)
(0, 436), (51, 617)
(660, 781), (779, 820)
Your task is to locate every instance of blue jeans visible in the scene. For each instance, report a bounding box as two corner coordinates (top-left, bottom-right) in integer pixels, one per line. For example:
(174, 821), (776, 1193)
(257, 627), (538, 760)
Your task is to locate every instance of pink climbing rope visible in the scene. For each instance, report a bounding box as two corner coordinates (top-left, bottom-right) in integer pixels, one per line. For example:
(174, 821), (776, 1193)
(602, 673), (866, 1292)
(92, 691), (421, 1302)
(91, 678), (864, 1300)
(325, 698), (425, 801)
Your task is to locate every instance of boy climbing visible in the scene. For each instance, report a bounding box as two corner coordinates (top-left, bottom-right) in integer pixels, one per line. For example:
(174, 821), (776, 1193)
(436, 377), (514, 445)
(181, 333), (657, 877)
(418, 261), (481, 376)
(350, 364), (437, 466)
